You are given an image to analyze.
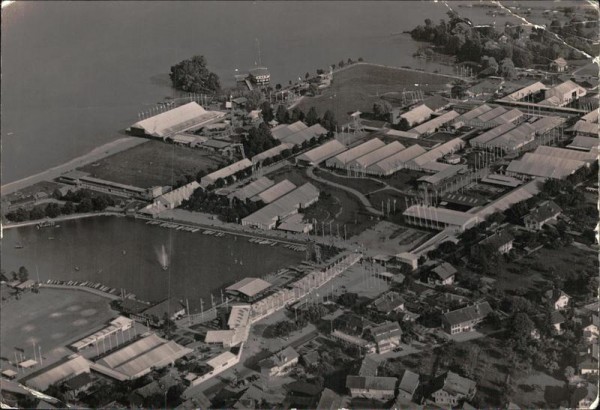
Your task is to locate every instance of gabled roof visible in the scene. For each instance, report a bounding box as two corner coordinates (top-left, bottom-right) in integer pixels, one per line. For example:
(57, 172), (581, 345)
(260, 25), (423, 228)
(443, 302), (492, 326)
(372, 291), (405, 313)
(544, 288), (569, 303)
(346, 375), (397, 391)
(297, 139), (346, 164)
(225, 277), (272, 297)
(432, 262), (457, 280)
(433, 371), (476, 397)
(552, 57), (567, 67)
(479, 230), (514, 249)
(422, 95), (450, 111)
(550, 310), (566, 325)
(259, 346), (299, 369)
(399, 370), (420, 396)
(525, 200), (562, 223)
(358, 356), (379, 377)
(254, 179), (297, 204)
(401, 105), (433, 124)
(326, 138), (386, 167)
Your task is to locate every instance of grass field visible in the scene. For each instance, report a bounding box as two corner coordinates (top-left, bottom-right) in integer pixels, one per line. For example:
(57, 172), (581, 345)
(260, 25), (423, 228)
(0, 288), (116, 360)
(296, 63), (453, 126)
(79, 140), (226, 188)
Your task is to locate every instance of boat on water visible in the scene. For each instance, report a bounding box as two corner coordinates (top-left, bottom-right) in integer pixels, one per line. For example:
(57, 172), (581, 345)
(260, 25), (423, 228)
(14, 243), (24, 249)
(37, 220), (55, 229)
(74, 266), (80, 271)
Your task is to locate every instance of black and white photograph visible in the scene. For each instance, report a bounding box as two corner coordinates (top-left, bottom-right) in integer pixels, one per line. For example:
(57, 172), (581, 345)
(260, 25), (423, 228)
(1, 1), (598, 408)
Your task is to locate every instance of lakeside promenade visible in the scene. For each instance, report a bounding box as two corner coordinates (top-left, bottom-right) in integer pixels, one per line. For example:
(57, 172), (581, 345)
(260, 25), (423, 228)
(1, 137), (148, 196)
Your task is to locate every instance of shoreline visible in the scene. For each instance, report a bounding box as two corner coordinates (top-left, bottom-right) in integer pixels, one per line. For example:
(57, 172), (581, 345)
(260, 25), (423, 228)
(1, 137), (148, 197)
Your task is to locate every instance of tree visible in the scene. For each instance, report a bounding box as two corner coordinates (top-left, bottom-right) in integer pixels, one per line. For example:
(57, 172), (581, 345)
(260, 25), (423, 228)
(45, 203), (61, 218)
(245, 90), (265, 111)
(76, 198), (93, 213)
(499, 58), (517, 79)
(290, 107), (305, 123)
(373, 100), (392, 120)
(395, 117), (410, 131)
(30, 207), (46, 220)
(18, 266), (29, 282)
(61, 201), (75, 215)
(275, 104), (289, 124)
(358, 57), (364, 62)
(169, 55), (220, 94)
(260, 101), (274, 122)
(305, 72), (310, 80)
(451, 83), (467, 99)
(320, 110), (337, 132)
(166, 384), (185, 408)
(338, 60), (345, 69)
(92, 195), (109, 211)
(275, 83), (282, 91)
(305, 107), (319, 126)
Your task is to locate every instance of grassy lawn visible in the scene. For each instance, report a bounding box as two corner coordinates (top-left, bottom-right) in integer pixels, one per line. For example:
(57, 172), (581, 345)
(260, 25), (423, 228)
(380, 169), (426, 192)
(0, 288), (117, 358)
(314, 168), (386, 195)
(79, 140), (227, 188)
(296, 63), (452, 125)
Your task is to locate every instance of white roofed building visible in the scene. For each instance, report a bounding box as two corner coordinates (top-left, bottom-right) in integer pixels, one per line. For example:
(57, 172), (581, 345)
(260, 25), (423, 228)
(141, 181), (200, 216)
(130, 102), (225, 139)
(325, 138), (385, 169)
(296, 140), (346, 166)
(404, 205), (479, 232)
(200, 159), (252, 188)
(348, 141), (405, 171)
(227, 177), (275, 201)
(241, 183), (319, 229)
(226, 278), (272, 301)
(410, 110), (460, 136)
(400, 105), (433, 127)
(252, 179), (297, 204)
(406, 138), (465, 171)
(251, 143), (294, 165)
(543, 80), (586, 106)
(92, 333), (192, 381)
(272, 121), (308, 140)
(367, 144), (426, 176)
(22, 355), (91, 392)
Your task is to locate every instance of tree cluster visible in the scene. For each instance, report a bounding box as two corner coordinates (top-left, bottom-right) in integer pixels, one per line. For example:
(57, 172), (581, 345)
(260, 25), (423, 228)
(6, 190), (115, 222)
(183, 188), (264, 223)
(242, 123), (279, 158)
(169, 55), (220, 94)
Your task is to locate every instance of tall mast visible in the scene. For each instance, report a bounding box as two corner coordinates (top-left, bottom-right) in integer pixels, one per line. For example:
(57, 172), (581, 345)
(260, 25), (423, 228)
(255, 38), (262, 67)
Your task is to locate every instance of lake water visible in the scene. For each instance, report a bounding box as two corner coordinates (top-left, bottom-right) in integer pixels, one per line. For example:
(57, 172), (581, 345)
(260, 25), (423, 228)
(1, 1), (456, 184)
(1, 1), (588, 183)
(2, 217), (304, 305)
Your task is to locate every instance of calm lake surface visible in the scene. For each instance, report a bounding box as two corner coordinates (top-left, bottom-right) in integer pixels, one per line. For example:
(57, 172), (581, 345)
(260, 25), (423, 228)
(2, 217), (304, 305)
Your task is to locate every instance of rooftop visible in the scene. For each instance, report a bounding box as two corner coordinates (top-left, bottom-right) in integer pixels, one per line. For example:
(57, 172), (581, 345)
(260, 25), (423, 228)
(346, 375), (397, 391)
(225, 277), (272, 298)
(432, 262), (457, 280)
(443, 302), (492, 326)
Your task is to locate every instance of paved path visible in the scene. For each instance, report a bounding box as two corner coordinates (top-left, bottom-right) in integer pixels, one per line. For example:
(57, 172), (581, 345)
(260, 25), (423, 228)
(305, 166), (383, 216)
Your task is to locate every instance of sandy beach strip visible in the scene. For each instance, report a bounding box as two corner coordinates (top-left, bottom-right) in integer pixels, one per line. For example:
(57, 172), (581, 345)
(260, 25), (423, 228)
(1, 137), (148, 196)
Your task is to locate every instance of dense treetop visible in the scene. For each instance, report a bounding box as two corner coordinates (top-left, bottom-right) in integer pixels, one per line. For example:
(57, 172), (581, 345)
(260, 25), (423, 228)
(169, 55), (221, 94)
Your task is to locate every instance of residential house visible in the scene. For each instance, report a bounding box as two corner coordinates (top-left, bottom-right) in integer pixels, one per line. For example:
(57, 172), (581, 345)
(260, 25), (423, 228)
(397, 370), (420, 401)
(284, 381), (323, 409)
(578, 343), (599, 375)
(430, 371), (477, 407)
(346, 375), (397, 401)
(523, 201), (562, 230)
(550, 311), (566, 334)
(544, 289), (570, 310)
(316, 388), (342, 410)
(477, 230), (514, 254)
(442, 302), (493, 335)
(582, 314), (599, 343)
(549, 58), (568, 73)
(370, 321), (403, 354)
(301, 350), (320, 369)
(371, 291), (405, 315)
(570, 382), (598, 410)
(259, 346), (299, 379)
(428, 262), (456, 286)
(62, 373), (95, 400)
(543, 80), (586, 106)
(358, 356), (379, 377)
